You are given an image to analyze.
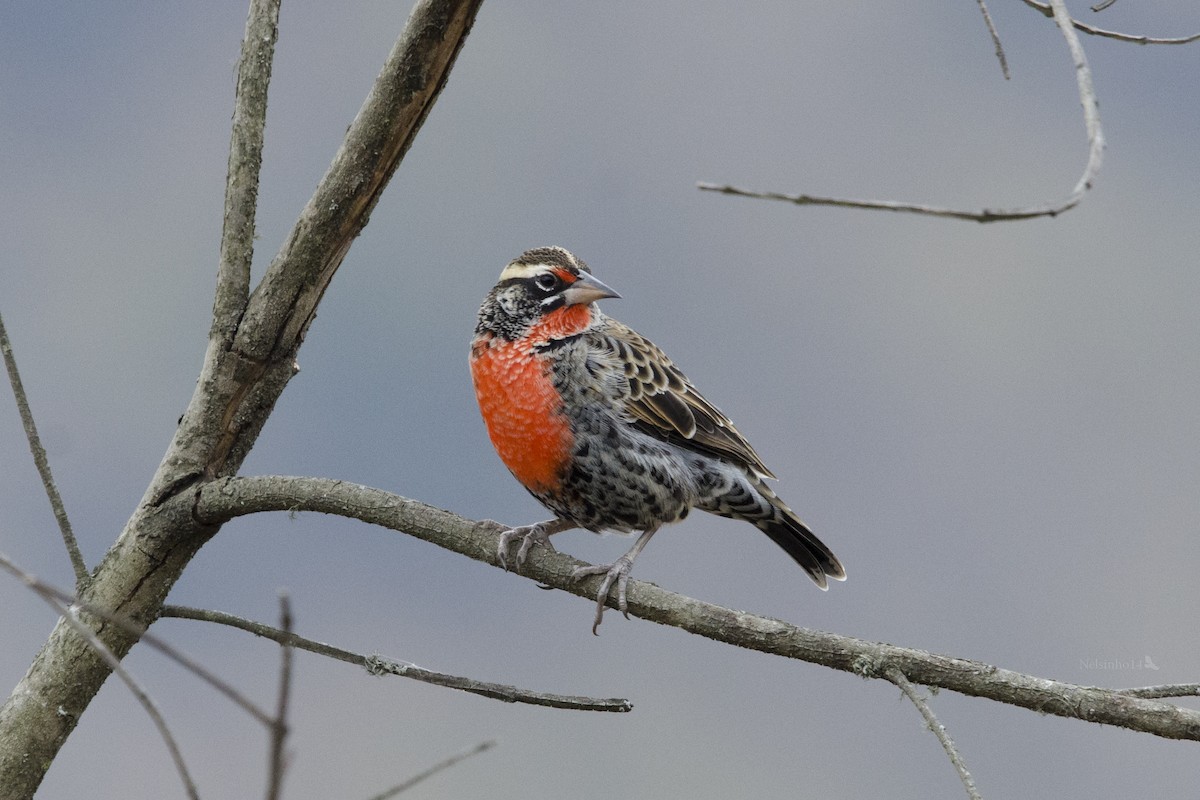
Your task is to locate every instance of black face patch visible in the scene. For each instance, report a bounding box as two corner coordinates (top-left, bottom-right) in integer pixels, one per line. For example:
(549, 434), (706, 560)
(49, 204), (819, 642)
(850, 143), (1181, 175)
(475, 283), (543, 340)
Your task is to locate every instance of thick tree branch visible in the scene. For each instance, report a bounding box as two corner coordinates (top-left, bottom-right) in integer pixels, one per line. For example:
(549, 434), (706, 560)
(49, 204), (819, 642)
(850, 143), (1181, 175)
(199, 0), (485, 486)
(0, 556), (199, 800)
(0, 4), (484, 796)
(211, 0), (281, 347)
(193, 475), (1200, 743)
(0, 553), (275, 728)
(160, 605), (633, 713)
(0, 312), (89, 590)
(700, 0), (1105, 223)
(53, 602), (200, 800)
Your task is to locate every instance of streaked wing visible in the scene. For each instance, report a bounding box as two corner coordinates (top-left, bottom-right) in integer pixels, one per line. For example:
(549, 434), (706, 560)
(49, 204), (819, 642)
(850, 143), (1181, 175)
(595, 320), (777, 479)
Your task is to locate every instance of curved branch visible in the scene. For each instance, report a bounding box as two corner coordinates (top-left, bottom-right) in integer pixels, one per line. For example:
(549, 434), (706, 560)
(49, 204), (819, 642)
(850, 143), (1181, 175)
(700, 0), (1105, 223)
(193, 476), (1200, 743)
(161, 605), (632, 713)
(1020, 0), (1200, 45)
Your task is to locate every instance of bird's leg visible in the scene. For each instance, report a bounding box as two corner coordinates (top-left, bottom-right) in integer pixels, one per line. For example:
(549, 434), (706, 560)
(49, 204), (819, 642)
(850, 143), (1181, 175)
(571, 526), (659, 634)
(497, 518), (576, 571)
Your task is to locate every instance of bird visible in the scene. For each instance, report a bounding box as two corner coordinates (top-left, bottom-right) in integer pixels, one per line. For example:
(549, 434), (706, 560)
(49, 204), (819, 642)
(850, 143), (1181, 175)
(469, 246), (844, 632)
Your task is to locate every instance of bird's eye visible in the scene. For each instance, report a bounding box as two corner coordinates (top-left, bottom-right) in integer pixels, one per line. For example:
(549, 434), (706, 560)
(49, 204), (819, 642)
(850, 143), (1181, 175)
(534, 273), (558, 293)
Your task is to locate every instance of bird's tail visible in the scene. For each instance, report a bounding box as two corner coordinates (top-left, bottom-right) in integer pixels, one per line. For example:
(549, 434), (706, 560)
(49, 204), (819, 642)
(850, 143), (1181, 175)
(751, 482), (845, 589)
(698, 471), (845, 588)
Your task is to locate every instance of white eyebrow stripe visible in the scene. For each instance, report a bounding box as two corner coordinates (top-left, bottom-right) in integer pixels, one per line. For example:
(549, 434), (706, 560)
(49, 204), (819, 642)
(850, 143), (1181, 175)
(498, 262), (549, 281)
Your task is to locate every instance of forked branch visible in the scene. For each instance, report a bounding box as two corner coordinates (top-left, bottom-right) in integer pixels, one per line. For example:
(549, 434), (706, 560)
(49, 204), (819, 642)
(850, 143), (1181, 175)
(699, 0), (1105, 222)
(1020, 0), (1200, 45)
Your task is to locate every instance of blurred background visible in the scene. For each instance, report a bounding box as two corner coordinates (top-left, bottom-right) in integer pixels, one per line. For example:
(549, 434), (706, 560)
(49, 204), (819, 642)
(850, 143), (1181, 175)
(2, 1), (1198, 797)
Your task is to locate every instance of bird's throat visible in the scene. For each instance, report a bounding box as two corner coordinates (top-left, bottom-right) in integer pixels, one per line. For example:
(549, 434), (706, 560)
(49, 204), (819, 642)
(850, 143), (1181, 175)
(470, 337), (574, 493)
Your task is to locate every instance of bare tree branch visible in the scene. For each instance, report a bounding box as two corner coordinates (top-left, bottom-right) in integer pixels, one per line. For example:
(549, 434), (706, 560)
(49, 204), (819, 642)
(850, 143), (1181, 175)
(0, 552), (275, 728)
(265, 592), (293, 800)
(886, 667), (983, 800)
(56, 602), (200, 800)
(212, 0), (281, 346)
(974, 0), (1010, 80)
(1091, 0), (1118, 13)
(365, 740), (495, 800)
(1119, 684), (1200, 700)
(0, 556), (199, 800)
(160, 605), (634, 713)
(700, 0), (1105, 223)
(208, 0), (485, 479)
(0, 4), (485, 795)
(193, 475), (1200, 742)
(0, 312), (89, 590)
(1020, 0), (1200, 45)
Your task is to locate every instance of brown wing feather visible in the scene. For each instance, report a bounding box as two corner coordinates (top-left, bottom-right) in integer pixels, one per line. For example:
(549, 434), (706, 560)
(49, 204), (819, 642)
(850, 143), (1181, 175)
(599, 320), (777, 480)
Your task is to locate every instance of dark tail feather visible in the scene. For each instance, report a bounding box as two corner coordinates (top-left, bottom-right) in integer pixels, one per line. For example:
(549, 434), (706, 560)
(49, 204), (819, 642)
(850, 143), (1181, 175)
(700, 474), (845, 588)
(757, 512), (845, 589)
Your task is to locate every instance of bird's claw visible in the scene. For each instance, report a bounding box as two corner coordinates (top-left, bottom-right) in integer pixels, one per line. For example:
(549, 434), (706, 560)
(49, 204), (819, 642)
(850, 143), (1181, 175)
(497, 523), (557, 572)
(572, 555), (635, 634)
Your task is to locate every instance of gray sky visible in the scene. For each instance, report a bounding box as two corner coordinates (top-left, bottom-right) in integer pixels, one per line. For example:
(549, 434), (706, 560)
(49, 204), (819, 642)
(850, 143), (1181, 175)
(2, 2), (1198, 797)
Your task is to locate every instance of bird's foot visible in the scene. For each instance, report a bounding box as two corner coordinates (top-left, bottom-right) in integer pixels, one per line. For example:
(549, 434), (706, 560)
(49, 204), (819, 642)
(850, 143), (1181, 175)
(572, 555), (636, 634)
(497, 520), (562, 571)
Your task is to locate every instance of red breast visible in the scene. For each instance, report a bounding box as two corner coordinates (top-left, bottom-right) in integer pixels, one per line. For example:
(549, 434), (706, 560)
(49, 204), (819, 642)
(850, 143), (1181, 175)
(470, 304), (592, 493)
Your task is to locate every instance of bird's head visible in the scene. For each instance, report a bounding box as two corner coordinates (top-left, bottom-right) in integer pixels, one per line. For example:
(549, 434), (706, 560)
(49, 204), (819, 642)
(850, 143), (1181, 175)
(476, 246), (620, 340)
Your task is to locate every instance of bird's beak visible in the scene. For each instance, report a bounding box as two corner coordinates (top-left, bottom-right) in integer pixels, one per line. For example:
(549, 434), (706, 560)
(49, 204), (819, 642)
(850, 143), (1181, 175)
(562, 272), (621, 306)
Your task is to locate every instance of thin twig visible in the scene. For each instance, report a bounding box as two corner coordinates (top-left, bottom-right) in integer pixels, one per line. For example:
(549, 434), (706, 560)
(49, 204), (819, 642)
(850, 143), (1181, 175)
(0, 312), (89, 590)
(886, 667), (983, 800)
(366, 740), (495, 800)
(211, 0), (281, 345)
(1118, 683), (1200, 699)
(265, 592), (293, 800)
(0, 553), (275, 728)
(974, 0), (1010, 79)
(192, 475), (1200, 741)
(0, 558), (199, 799)
(56, 601), (200, 800)
(162, 605), (633, 713)
(1091, 0), (1117, 11)
(700, 0), (1105, 223)
(1020, 0), (1200, 44)
(695, 185), (1063, 222)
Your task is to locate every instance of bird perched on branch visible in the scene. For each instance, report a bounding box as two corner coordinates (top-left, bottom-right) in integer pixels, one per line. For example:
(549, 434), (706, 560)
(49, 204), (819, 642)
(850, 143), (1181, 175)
(469, 246), (844, 632)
